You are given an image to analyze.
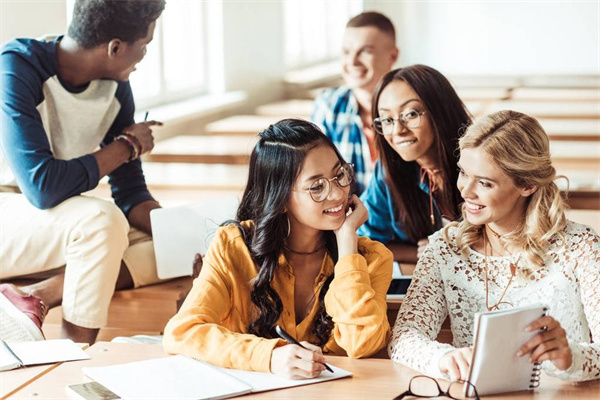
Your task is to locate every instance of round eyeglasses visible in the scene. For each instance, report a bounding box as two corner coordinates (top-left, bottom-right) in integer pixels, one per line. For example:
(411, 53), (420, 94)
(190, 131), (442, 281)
(372, 109), (426, 135)
(295, 163), (354, 203)
(394, 375), (479, 400)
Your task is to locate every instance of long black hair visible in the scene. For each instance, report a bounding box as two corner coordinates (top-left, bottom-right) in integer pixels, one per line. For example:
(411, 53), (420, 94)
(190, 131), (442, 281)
(230, 118), (344, 346)
(372, 65), (472, 242)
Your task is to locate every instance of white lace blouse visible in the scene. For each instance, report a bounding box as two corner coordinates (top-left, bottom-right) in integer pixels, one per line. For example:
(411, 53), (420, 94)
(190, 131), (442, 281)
(389, 221), (599, 382)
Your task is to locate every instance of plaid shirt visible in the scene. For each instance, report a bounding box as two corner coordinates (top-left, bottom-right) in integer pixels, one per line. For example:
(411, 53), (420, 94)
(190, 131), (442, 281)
(311, 86), (373, 195)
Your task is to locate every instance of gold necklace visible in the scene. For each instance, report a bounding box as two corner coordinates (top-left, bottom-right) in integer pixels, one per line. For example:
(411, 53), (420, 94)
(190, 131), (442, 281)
(483, 229), (519, 311)
(283, 242), (326, 256)
(420, 167), (441, 226)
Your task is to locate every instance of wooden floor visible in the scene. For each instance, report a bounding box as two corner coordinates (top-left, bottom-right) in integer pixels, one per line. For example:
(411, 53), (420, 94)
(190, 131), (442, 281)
(42, 73), (600, 344)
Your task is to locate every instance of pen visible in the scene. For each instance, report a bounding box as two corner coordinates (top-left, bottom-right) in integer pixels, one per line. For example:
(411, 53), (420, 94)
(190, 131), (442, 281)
(143, 111), (149, 121)
(275, 325), (334, 373)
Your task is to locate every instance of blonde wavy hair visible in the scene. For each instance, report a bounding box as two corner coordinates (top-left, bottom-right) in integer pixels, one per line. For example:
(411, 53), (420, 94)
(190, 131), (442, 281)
(446, 110), (568, 273)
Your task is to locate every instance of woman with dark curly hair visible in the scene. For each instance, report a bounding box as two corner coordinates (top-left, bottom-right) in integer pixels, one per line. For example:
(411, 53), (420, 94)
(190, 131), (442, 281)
(164, 119), (392, 379)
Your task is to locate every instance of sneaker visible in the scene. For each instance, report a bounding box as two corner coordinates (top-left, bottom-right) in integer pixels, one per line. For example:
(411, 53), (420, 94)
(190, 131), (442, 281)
(0, 284), (46, 341)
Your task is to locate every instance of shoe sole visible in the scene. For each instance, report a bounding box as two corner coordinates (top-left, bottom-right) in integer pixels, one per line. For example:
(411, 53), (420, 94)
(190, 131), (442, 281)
(0, 291), (45, 341)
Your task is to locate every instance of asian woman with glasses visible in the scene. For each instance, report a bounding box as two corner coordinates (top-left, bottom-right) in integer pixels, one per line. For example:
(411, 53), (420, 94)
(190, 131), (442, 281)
(163, 119), (393, 379)
(358, 65), (472, 263)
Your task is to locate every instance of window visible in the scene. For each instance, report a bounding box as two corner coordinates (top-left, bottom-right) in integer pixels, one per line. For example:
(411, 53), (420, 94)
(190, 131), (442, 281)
(67, 0), (213, 109)
(283, 0), (363, 69)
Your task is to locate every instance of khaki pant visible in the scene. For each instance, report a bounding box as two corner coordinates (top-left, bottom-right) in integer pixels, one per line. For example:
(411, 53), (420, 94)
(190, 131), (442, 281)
(0, 193), (162, 329)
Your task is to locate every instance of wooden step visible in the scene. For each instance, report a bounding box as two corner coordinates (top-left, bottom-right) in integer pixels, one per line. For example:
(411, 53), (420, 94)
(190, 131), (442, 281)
(145, 135), (257, 164)
(485, 100), (600, 119)
(456, 87), (511, 101)
(511, 88), (600, 102)
(85, 186), (243, 208)
(204, 115), (289, 136)
(521, 75), (600, 89)
(550, 141), (600, 170)
(99, 163), (249, 191)
(538, 119), (599, 141)
(254, 99), (313, 118)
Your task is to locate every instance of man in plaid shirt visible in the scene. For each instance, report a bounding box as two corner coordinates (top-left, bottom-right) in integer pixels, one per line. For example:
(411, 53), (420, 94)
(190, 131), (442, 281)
(312, 12), (398, 194)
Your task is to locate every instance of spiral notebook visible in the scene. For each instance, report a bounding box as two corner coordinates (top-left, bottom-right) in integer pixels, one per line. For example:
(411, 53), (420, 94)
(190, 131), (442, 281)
(467, 303), (548, 396)
(83, 355), (352, 399)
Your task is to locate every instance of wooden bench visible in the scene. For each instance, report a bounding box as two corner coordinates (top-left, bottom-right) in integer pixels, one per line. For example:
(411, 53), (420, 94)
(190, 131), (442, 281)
(538, 119), (600, 141)
(485, 100), (600, 119)
(521, 75), (600, 89)
(254, 99), (313, 119)
(98, 162), (249, 191)
(511, 88), (600, 102)
(204, 115), (289, 136)
(550, 141), (600, 171)
(145, 135), (257, 165)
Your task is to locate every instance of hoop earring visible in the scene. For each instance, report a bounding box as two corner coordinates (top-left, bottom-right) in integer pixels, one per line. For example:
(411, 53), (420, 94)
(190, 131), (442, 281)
(285, 214), (290, 237)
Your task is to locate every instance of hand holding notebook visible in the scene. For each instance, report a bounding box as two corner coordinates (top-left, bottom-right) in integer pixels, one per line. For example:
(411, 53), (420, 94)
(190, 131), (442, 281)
(466, 303), (548, 396)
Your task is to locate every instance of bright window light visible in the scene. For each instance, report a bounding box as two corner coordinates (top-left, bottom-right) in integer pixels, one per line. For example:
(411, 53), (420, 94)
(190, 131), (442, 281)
(283, 0), (363, 69)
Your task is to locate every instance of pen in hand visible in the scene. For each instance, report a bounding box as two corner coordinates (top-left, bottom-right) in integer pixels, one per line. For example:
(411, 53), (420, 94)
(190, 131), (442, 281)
(143, 111), (149, 122)
(275, 325), (334, 373)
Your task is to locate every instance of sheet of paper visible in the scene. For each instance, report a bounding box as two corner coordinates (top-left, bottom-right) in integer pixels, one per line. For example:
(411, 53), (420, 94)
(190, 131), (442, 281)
(224, 363), (352, 393)
(84, 355), (251, 400)
(8, 339), (90, 366)
(0, 341), (21, 371)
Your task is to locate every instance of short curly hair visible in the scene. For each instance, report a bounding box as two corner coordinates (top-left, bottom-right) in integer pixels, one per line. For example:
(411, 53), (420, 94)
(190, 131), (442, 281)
(68, 0), (166, 48)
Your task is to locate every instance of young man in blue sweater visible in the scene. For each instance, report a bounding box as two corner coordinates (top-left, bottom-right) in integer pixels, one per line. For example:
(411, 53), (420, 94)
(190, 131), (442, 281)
(0, 0), (168, 344)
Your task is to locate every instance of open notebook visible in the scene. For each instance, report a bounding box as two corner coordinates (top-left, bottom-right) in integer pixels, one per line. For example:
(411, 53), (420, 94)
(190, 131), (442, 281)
(467, 303), (548, 396)
(83, 355), (352, 399)
(0, 339), (89, 371)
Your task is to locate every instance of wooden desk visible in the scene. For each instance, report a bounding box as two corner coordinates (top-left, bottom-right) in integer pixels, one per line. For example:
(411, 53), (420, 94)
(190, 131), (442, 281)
(549, 141), (600, 171)
(99, 162), (249, 191)
(456, 87), (510, 101)
(9, 342), (599, 399)
(255, 99), (314, 118)
(521, 75), (600, 89)
(486, 101), (600, 119)
(538, 119), (600, 141)
(511, 88), (600, 102)
(146, 135), (257, 165)
(204, 115), (293, 136)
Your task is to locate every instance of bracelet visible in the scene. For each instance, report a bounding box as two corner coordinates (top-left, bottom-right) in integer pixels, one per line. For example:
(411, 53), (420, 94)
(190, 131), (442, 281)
(115, 134), (140, 161)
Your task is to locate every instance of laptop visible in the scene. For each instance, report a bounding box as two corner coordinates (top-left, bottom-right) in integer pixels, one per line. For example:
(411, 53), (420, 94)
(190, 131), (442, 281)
(150, 196), (239, 279)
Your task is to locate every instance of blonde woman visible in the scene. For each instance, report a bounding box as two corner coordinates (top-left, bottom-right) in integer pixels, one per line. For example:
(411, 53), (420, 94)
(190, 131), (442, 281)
(389, 110), (599, 382)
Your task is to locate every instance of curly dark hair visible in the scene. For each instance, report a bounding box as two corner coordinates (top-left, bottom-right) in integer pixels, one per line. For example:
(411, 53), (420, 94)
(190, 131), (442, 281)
(68, 0), (166, 48)
(229, 119), (343, 347)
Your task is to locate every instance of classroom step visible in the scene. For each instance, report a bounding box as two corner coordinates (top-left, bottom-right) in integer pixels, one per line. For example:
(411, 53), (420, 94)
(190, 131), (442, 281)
(521, 75), (600, 89)
(486, 100), (600, 119)
(549, 141), (600, 170)
(511, 87), (600, 101)
(146, 135), (257, 165)
(204, 115), (287, 136)
(98, 163), (249, 191)
(538, 119), (600, 141)
(254, 99), (313, 118)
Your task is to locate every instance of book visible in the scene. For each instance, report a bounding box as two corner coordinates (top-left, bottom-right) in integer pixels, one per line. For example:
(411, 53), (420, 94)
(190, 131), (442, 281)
(0, 339), (90, 371)
(67, 382), (120, 400)
(83, 354), (353, 399)
(467, 303), (548, 396)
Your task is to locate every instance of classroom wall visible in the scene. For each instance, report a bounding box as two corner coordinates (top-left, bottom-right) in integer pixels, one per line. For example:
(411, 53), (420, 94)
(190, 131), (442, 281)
(0, 0), (67, 44)
(367, 0), (599, 75)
